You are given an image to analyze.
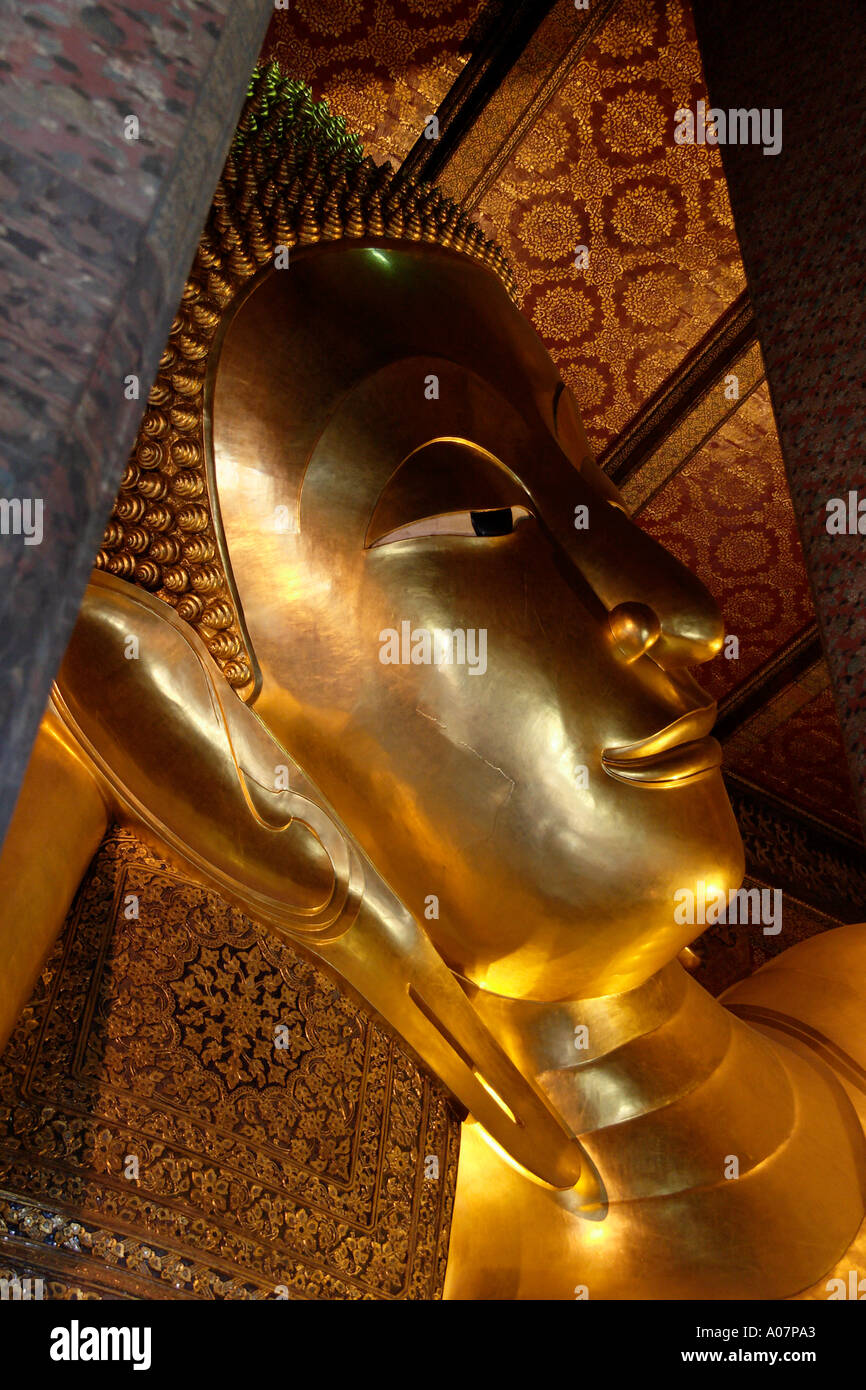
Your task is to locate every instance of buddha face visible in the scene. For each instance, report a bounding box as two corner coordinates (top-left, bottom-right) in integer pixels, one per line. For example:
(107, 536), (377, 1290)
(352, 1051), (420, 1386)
(211, 240), (744, 1001)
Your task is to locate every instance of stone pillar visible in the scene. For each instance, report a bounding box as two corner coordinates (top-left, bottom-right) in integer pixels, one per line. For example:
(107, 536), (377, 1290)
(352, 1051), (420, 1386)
(0, 0), (273, 846)
(693, 1), (866, 835)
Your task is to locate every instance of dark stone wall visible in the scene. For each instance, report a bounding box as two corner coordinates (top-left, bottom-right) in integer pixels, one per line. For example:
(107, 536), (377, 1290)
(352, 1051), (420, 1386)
(0, 0), (273, 846)
(694, 0), (866, 835)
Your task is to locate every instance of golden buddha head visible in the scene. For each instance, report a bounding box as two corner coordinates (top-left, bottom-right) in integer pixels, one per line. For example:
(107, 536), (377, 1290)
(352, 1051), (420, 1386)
(100, 66), (744, 1005)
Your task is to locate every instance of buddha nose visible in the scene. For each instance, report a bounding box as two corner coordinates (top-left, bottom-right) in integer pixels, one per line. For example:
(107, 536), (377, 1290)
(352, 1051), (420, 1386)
(541, 488), (725, 669)
(608, 602), (661, 662)
(601, 563), (723, 671)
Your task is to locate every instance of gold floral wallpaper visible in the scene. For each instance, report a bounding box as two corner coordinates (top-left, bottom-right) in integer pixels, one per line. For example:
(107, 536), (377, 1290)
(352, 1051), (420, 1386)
(476, 0), (746, 454)
(638, 384), (814, 702)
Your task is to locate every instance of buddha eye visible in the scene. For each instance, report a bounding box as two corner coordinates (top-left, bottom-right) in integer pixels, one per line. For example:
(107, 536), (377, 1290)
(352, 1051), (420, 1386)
(471, 508), (513, 537)
(370, 505), (532, 548)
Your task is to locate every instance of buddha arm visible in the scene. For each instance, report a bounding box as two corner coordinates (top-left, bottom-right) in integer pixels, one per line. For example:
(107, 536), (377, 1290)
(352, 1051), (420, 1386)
(0, 706), (109, 1050)
(43, 569), (597, 1192)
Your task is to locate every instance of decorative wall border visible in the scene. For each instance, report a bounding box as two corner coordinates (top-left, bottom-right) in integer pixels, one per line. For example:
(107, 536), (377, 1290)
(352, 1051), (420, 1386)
(400, 0), (622, 208)
(715, 625), (824, 743)
(724, 772), (866, 924)
(601, 293), (762, 511)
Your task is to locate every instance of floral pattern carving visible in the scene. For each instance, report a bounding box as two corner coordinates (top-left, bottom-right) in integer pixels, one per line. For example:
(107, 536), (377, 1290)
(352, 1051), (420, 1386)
(0, 830), (459, 1299)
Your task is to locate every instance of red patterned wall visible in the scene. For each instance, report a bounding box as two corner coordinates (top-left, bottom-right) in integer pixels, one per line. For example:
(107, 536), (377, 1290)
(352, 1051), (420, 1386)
(477, 0), (746, 454)
(638, 384), (814, 701)
(726, 686), (863, 839)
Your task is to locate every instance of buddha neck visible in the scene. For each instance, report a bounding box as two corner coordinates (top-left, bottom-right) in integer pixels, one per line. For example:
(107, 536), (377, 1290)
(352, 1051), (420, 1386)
(462, 958), (777, 1139)
(448, 956), (866, 1300)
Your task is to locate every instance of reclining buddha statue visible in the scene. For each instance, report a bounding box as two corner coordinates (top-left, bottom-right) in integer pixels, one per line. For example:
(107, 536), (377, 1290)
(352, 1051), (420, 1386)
(1, 64), (864, 1301)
